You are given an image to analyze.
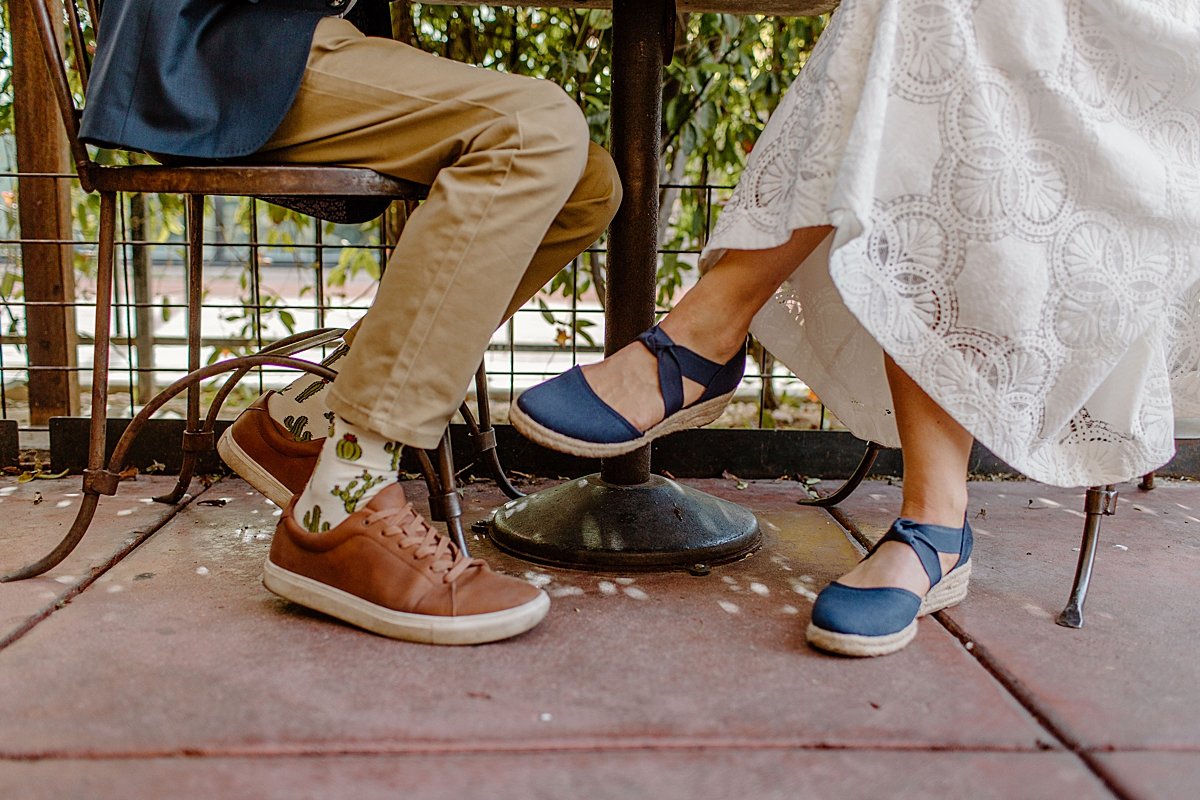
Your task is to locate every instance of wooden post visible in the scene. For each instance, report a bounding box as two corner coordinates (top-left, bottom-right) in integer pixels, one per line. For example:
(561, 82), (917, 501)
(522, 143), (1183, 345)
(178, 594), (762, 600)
(11, 0), (80, 423)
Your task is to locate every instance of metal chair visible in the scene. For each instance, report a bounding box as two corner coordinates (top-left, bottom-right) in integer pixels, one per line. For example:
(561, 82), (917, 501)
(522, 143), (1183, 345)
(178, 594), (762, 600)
(3, 0), (521, 582)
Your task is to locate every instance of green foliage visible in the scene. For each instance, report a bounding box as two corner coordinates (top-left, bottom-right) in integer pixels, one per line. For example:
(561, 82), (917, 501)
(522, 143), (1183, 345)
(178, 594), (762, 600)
(0, 3), (13, 137)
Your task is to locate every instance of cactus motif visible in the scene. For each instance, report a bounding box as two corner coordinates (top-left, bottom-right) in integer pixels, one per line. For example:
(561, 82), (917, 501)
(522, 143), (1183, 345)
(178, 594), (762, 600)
(283, 414), (313, 442)
(384, 441), (403, 473)
(336, 433), (363, 461)
(331, 470), (387, 513)
(302, 504), (330, 533)
(323, 410), (336, 436)
(294, 378), (329, 404)
(323, 344), (350, 367)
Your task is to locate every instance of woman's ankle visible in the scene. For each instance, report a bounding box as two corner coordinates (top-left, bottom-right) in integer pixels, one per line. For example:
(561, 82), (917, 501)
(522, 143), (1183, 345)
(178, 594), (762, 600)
(658, 316), (746, 363)
(898, 494), (968, 528)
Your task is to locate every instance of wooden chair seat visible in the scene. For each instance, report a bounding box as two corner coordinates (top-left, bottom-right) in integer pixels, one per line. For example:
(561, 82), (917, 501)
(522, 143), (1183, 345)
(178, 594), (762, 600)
(87, 163), (428, 200)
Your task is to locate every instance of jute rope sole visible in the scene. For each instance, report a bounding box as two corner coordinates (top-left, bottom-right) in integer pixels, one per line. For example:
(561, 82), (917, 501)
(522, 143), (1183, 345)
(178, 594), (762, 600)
(806, 560), (973, 657)
(509, 391), (735, 458)
(263, 559), (551, 645)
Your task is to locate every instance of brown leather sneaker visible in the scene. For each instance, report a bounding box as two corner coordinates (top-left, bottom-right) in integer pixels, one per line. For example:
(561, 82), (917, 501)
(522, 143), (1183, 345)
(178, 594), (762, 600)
(264, 483), (550, 644)
(217, 392), (323, 506)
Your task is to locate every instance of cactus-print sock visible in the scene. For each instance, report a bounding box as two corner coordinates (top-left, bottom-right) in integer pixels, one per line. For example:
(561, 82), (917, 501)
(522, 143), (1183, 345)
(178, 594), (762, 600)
(267, 344), (350, 442)
(291, 416), (404, 533)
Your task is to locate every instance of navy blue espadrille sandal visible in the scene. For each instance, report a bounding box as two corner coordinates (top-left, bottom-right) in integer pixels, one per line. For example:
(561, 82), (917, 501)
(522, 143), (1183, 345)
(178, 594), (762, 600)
(509, 325), (745, 458)
(806, 518), (973, 657)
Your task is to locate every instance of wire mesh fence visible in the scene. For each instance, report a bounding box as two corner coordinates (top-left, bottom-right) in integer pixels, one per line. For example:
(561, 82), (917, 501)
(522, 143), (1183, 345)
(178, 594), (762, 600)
(0, 166), (843, 443)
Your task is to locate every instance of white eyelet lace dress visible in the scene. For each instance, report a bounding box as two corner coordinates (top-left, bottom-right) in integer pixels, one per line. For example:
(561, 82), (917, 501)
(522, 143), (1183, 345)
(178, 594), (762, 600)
(701, 0), (1200, 487)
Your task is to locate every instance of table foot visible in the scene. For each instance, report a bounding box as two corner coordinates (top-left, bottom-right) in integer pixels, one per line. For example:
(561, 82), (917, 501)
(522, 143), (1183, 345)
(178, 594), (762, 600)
(488, 474), (760, 570)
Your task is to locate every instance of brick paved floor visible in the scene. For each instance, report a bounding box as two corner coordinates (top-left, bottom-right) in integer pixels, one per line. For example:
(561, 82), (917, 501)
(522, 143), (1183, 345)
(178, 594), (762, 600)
(1, 472), (1196, 798)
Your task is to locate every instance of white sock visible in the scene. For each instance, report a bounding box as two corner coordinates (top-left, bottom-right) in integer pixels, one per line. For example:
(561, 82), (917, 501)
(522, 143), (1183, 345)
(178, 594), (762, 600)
(268, 344), (349, 442)
(291, 416), (404, 533)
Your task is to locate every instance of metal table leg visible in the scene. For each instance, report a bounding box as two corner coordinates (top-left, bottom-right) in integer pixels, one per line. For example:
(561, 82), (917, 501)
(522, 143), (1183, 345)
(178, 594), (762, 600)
(489, 0), (759, 570)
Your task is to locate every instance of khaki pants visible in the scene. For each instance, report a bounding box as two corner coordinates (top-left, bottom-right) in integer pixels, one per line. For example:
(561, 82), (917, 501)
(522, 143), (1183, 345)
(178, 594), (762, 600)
(257, 18), (621, 448)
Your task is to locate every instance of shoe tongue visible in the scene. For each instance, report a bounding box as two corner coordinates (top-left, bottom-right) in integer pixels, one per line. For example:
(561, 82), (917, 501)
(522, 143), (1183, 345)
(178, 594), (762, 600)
(364, 482), (407, 512)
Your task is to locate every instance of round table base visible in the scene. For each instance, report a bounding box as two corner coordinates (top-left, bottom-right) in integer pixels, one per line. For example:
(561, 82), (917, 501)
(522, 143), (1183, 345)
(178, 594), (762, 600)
(488, 474), (760, 571)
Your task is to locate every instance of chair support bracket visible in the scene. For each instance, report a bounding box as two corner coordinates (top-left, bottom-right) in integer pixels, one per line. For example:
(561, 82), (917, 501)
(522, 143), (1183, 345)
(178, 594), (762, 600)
(471, 428), (498, 453)
(1084, 487), (1119, 516)
(182, 430), (216, 453)
(82, 469), (122, 497)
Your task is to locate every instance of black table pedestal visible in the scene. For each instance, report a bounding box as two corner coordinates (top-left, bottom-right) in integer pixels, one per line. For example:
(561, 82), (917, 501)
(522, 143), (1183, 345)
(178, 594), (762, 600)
(487, 0), (759, 571)
(489, 474), (759, 571)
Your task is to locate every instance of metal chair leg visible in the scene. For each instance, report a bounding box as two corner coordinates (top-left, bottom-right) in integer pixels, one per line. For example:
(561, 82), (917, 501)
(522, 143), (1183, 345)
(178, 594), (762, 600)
(1057, 484), (1118, 629)
(1139, 472), (1156, 491)
(415, 448), (442, 516)
(435, 430), (468, 555)
(156, 195), (208, 504)
(797, 441), (885, 507)
(1, 192), (118, 582)
(460, 363), (524, 500)
(415, 435), (469, 556)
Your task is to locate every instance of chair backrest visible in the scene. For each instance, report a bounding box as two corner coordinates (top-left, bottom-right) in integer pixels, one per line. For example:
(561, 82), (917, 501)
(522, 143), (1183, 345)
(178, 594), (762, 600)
(28, 0), (101, 189)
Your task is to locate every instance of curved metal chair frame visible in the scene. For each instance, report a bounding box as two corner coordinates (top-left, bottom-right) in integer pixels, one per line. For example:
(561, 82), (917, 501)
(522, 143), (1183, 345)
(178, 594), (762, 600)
(795, 441), (884, 509)
(4, 0), (524, 582)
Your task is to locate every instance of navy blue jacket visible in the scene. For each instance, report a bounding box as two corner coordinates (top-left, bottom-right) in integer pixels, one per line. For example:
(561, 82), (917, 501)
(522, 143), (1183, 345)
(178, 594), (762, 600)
(80, 0), (389, 159)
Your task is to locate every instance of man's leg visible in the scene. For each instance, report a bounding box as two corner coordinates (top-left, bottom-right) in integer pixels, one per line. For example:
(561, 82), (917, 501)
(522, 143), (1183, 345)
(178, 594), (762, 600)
(220, 141), (619, 505)
(257, 19), (608, 447)
(229, 19), (618, 644)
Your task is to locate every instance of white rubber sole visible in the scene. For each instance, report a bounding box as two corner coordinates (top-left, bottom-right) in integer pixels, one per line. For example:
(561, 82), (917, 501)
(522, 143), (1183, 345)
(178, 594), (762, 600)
(217, 427), (294, 508)
(805, 560), (972, 658)
(509, 391), (735, 458)
(262, 559), (551, 645)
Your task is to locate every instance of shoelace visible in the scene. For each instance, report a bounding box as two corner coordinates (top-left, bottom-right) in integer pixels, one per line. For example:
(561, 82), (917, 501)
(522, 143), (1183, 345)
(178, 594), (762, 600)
(365, 504), (481, 583)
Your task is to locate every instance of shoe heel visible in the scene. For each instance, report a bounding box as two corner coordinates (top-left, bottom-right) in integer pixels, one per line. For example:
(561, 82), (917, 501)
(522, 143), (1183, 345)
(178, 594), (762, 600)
(919, 559), (971, 616)
(655, 391), (735, 437)
(218, 428), (294, 507)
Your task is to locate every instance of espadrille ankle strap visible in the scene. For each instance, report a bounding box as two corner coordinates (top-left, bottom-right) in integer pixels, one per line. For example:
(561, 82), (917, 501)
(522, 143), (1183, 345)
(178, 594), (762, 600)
(873, 518), (968, 585)
(637, 325), (728, 417)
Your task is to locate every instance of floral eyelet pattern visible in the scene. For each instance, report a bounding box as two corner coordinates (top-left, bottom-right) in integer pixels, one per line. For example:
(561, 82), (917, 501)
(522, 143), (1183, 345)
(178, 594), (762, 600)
(702, 0), (1200, 486)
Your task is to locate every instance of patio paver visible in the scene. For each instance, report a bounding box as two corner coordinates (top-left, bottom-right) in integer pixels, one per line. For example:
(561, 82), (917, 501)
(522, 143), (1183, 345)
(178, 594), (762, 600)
(1092, 753), (1200, 800)
(4, 472), (1197, 796)
(0, 479), (1045, 755)
(0, 475), (206, 646)
(0, 751), (1112, 800)
(825, 478), (1200, 752)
